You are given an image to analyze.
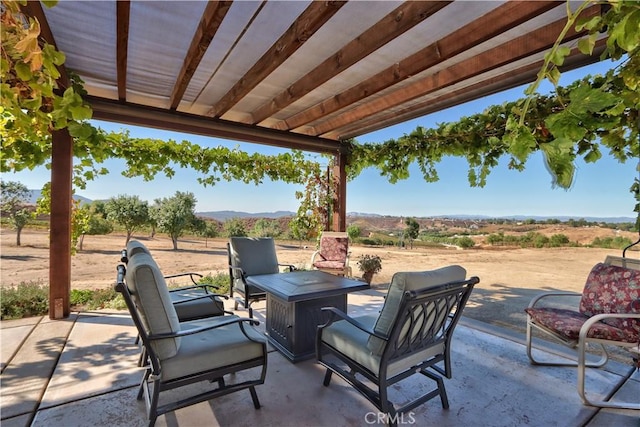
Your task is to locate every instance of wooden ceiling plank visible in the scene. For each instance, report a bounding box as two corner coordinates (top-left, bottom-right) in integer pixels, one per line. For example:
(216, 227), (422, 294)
(170, 1), (233, 110)
(311, 5), (602, 137)
(332, 39), (608, 140)
(277, 0), (560, 131)
(116, 1), (131, 101)
(250, 1), (452, 125)
(206, 1), (346, 118)
(20, 1), (70, 89)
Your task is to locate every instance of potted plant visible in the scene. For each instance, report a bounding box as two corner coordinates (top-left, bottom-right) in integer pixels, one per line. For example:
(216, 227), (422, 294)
(356, 254), (382, 284)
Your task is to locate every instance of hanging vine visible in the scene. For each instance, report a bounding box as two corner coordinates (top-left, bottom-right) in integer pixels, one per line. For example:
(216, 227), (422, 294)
(347, 0), (639, 222)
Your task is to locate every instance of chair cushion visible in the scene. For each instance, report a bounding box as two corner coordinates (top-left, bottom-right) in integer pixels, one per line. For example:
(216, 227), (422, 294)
(579, 263), (640, 338)
(161, 317), (266, 381)
(525, 307), (638, 343)
(313, 260), (346, 270)
(229, 237), (280, 276)
(127, 239), (151, 257)
(321, 314), (445, 378)
(368, 266), (466, 354)
(319, 234), (349, 261)
(171, 288), (226, 320)
(126, 252), (181, 358)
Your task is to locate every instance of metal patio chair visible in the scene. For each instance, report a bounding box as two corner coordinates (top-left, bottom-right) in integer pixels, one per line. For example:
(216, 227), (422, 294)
(115, 252), (267, 426)
(525, 256), (640, 409)
(227, 237), (295, 317)
(316, 265), (479, 425)
(310, 231), (351, 277)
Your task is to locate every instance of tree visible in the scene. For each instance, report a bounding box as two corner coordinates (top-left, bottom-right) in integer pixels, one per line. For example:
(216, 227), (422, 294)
(76, 202), (113, 251)
(289, 215), (314, 247)
(105, 195), (149, 244)
(0, 180), (32, 246)
(150, 191), (197, 250)
(403, 217), (420, 249)
(195, 219), (219, 247)
(224, 217), (247, 237)
(252, 218), (281, 238)
(347, 224), (361, 240)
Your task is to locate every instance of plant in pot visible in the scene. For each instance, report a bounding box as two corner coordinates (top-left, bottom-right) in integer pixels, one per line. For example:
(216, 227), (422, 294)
(356, 254), (382, 284)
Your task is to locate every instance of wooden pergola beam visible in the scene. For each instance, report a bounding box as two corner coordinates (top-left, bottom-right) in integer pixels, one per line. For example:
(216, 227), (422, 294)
(206, 1), (345, 117)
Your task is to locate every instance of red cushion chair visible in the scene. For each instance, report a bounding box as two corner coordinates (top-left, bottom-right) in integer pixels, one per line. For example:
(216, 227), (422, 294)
(525, 260), (640, 409)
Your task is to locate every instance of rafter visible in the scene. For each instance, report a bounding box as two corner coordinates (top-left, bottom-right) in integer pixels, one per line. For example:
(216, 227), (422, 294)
(116, 1), (130, 101)
(249, 1), (451, 125)
(330, 40), (608, 140)
(309, 5), (603, 137)
(170, 1), (232, 110)
(275, 0), (560, 132)
(205, 1), (346, 118)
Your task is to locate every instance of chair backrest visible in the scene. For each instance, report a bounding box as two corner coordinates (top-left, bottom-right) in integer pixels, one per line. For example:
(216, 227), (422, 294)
(318, 232), (349, 262)
(367, 265), (469, 355)
(228, 237), (280, 277)
(127, 239), (151, 257)
(124, 251), (181, 359)
(579, 262), (640, 338)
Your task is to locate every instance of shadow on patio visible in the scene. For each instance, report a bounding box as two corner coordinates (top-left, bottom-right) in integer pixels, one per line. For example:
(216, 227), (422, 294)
(1, 289), (638, 427)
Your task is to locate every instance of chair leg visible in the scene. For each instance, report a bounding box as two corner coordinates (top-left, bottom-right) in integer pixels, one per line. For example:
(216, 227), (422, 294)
(323, 369), (333, 386)
(577, 340), (640, 410)
(249, 386), (261, 409)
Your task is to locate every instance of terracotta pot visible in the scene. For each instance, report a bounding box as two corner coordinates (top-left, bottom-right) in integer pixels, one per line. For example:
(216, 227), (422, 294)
(362, 271), (374, 285)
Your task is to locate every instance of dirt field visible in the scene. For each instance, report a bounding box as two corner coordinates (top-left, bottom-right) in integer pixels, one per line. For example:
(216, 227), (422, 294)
(3, 227), (638, 337)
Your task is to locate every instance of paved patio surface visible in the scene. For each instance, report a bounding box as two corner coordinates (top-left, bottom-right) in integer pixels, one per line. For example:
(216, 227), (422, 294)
(1, 289), (638, 427)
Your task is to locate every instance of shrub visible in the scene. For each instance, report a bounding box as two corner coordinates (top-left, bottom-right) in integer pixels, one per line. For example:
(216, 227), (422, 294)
(456, 236), (475, 248)
(1, 281), (49, 319)
(1, 283), (127, 319)
(197, 272), (230, 295)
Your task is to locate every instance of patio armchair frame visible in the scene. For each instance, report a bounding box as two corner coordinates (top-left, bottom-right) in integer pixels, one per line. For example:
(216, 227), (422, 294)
(525, 260), (640, 410)
(317, 269), (478, 426)
(227, 238), (296, 317)
(116, 264), (267, 426)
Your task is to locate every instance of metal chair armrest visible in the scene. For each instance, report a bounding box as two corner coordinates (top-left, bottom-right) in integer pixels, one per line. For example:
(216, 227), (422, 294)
(527, 291), (582, 309)
(164, 272), (203, 285)
(168, 284), (229, 300)
(148, 316), (260, 340)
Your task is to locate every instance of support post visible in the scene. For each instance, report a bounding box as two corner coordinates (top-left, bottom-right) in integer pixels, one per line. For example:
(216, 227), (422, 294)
(49, 128), (73, 319)
(331, 152), (347, 232)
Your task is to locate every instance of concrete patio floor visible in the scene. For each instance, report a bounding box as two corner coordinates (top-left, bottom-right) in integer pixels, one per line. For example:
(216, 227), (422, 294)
(1, 289), (638, 427)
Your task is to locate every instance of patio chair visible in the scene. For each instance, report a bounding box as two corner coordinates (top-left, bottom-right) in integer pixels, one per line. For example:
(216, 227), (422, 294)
(310, 231), (351, 277)
(115, 252), (267, 426)
(525, 259), (640, 409)
(228, 237), (296, 317)
(122, 240), (227, 321)
(316, 265), (479, 425)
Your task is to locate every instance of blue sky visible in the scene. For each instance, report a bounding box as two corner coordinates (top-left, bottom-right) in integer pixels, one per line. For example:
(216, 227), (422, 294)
(7, 61), (639, 219)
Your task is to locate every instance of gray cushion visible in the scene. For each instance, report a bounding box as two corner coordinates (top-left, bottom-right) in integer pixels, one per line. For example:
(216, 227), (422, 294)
(127, 239), (151, 257)
(368, 265), (467, 354)
(171, 288), (226, 320)
(161, 317), (266, 381)
(125, 251), (181, 359)
(321, 314), (444, 378)
(229, 237), (280, 293)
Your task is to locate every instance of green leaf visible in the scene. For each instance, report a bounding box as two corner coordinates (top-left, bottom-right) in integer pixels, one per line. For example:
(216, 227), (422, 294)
(14, 62), (32, 81)
(545, 111), (585, 141)
(568, 84), (618, 114)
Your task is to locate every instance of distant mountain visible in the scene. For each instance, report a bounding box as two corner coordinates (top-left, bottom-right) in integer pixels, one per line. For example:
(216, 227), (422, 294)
(22, 191), (635, 224)
(27, 190), (92, 205)
(197, 210), (295, 221)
